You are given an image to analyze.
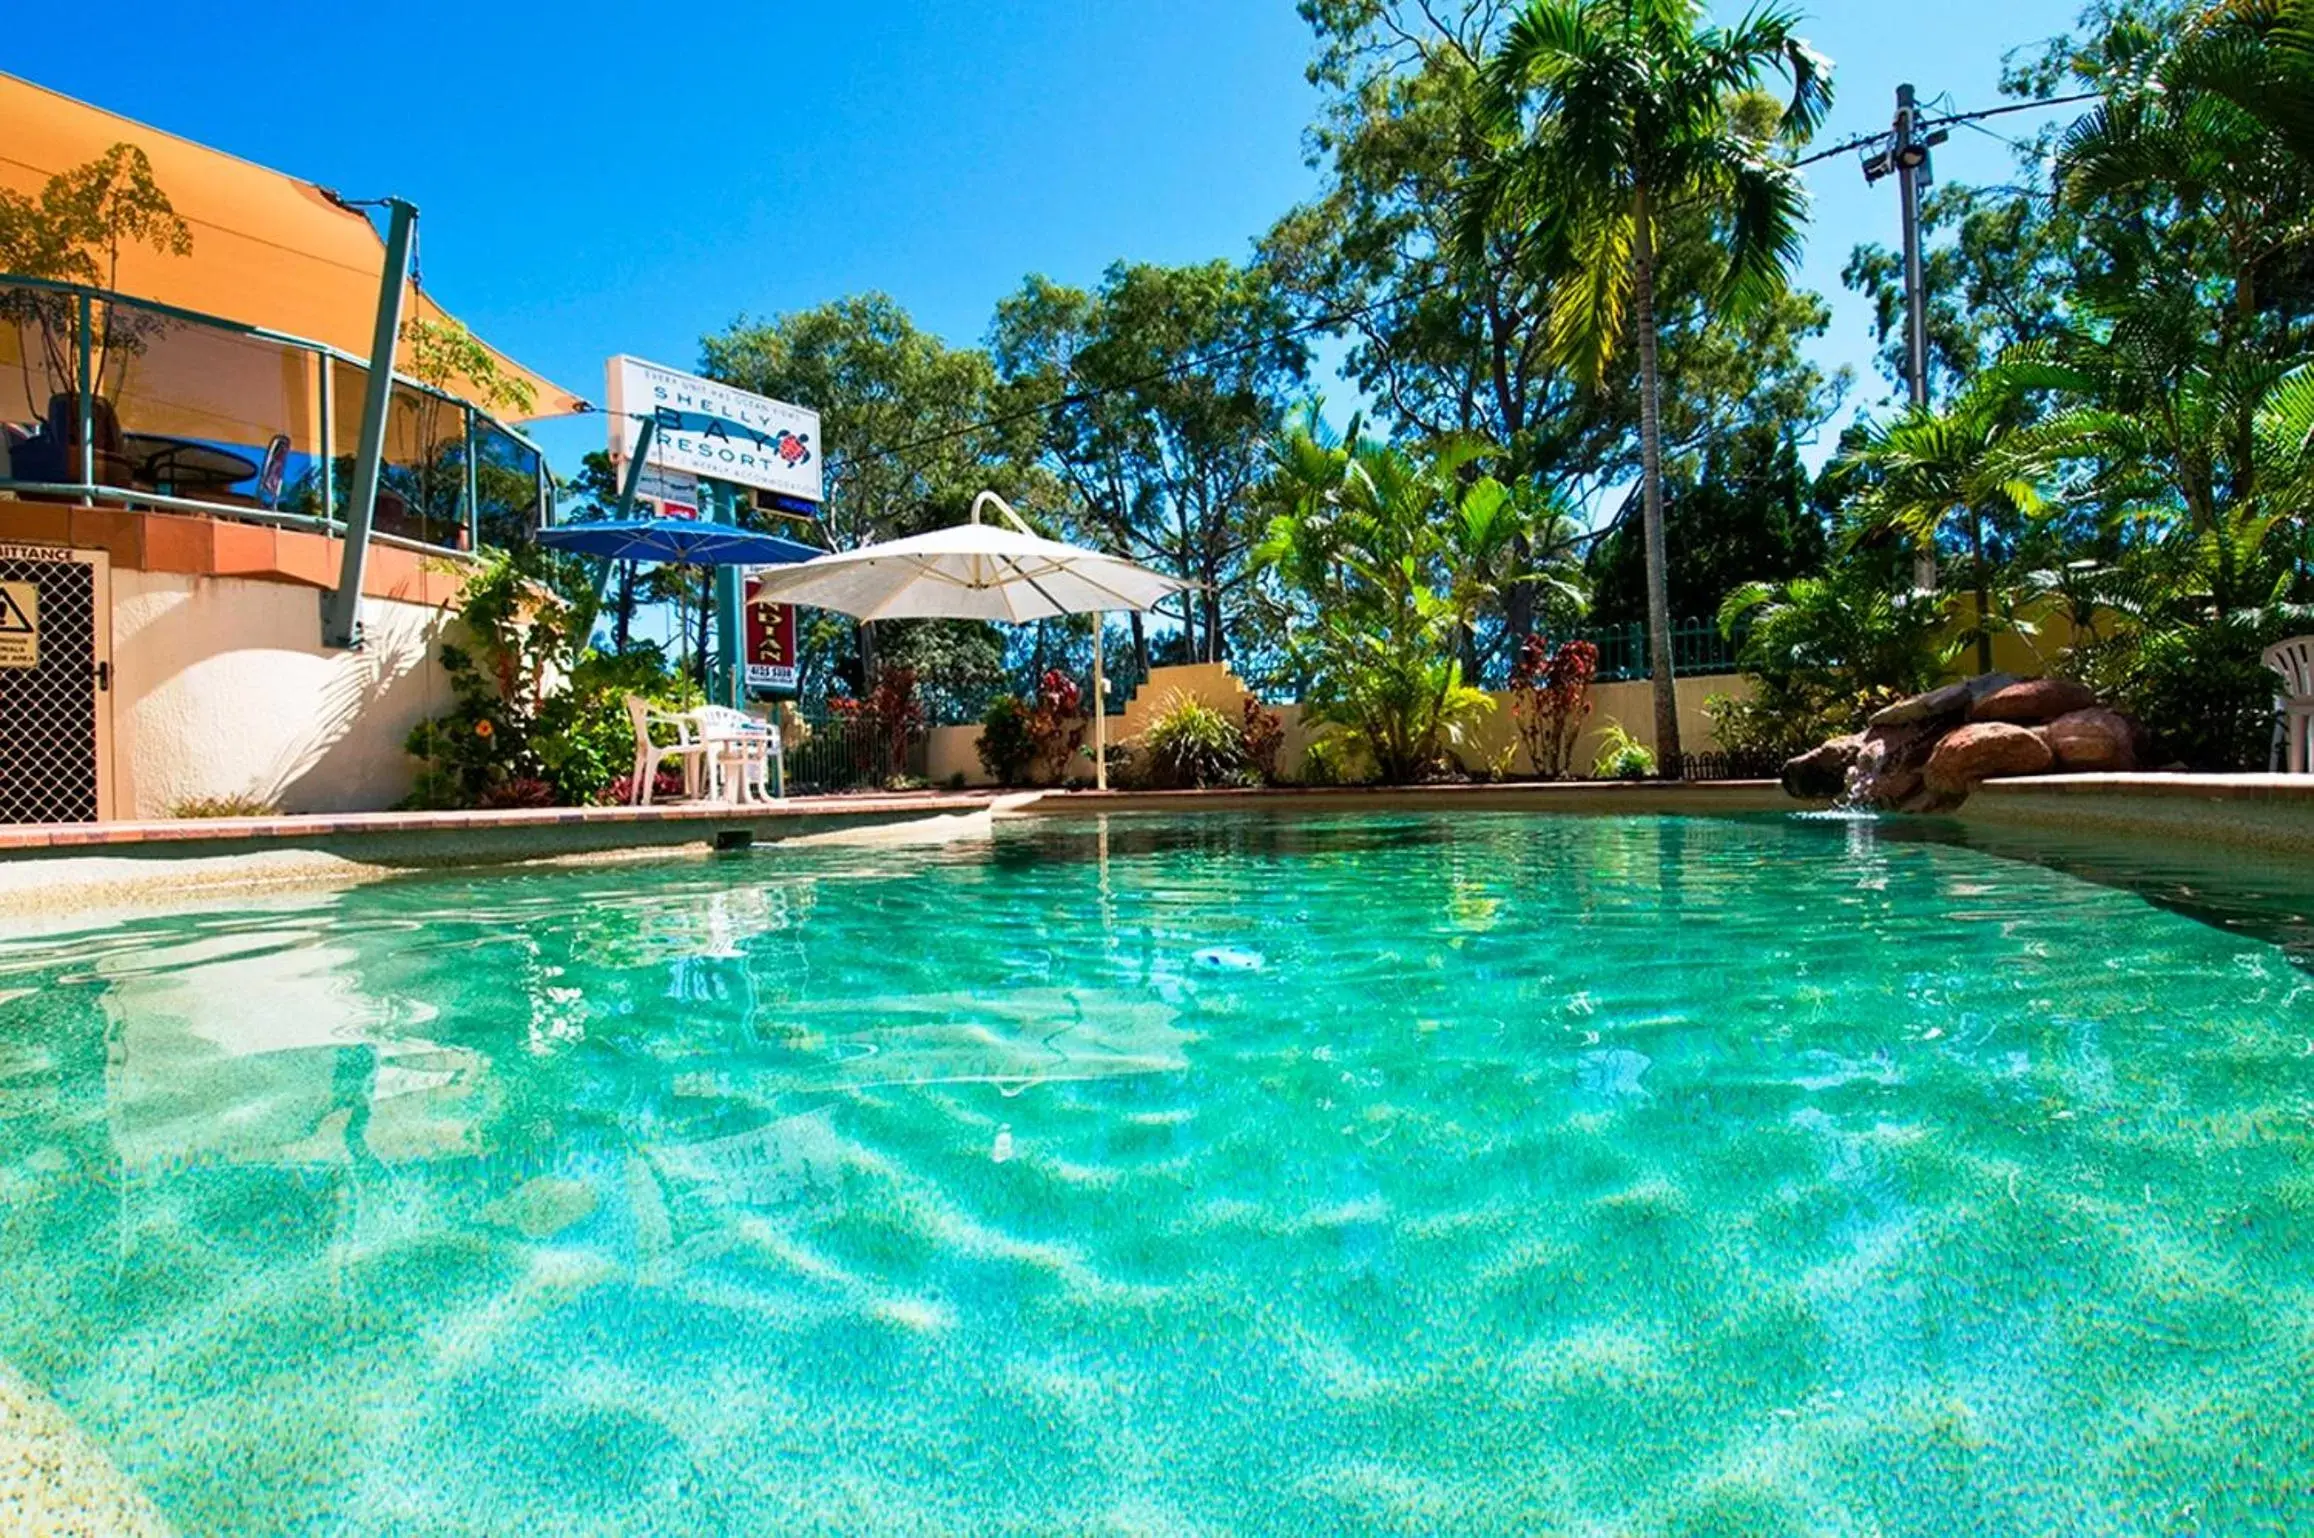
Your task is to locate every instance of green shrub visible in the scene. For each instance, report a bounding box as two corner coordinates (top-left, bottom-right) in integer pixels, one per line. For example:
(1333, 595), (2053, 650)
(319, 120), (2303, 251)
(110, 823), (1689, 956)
(2080, 613), (2287, 771)
(1141, 693), (1248, 789)
(1591, 718), (1658, 779)
(538, 648), (700, 804)
(1256, 431), (1519, 783)
(975, 696), (1036, 784)
(1295, 733), (1375, 787)
(1717, 557), (1953, 753)
(402, 551), (698, 809)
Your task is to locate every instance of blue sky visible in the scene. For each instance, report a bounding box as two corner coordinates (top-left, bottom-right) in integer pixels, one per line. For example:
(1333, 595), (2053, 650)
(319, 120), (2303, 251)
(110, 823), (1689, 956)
(5, 0), (2087, 482)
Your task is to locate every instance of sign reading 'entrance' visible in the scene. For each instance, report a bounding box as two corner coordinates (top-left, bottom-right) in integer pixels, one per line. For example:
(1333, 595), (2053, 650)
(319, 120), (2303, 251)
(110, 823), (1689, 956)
(0, 580), (37, 670)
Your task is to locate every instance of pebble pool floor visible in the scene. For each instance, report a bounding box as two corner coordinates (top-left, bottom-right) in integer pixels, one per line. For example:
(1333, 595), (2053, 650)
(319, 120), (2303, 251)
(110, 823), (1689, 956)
(0, 811), (2310, 1534)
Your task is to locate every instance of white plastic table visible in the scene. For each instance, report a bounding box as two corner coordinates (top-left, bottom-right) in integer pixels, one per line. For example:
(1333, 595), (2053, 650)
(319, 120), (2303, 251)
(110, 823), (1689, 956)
(683, 708), (780, 804)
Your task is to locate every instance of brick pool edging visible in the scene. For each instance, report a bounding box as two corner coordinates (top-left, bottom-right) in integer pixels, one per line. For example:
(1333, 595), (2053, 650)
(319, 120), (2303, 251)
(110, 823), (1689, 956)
(0, 793), (1018, 914)
(0, 792), (1008, 858)
(1959, 772), (2314, 856)
(13, 774), (2312, 913)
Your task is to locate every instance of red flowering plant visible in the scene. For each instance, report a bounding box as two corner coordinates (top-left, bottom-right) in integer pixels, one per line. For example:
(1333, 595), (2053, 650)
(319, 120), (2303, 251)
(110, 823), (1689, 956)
(1027, 669), (1085, 784)
(1507, 635), (1598, 779)
(1239, 695), (1285, 784)
(827, 665), (927, 785)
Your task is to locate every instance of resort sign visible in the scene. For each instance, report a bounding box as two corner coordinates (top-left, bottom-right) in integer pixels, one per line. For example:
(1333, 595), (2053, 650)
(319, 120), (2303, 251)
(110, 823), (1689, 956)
(606, 356), (823, 505)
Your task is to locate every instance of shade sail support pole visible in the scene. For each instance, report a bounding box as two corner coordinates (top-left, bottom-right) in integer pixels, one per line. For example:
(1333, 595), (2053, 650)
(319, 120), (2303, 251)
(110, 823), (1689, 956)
(614, 415), (657, 518)
(322, 197), (417, 650)
(1093, 614), (1107, 792)
(318, 361), (336, 530)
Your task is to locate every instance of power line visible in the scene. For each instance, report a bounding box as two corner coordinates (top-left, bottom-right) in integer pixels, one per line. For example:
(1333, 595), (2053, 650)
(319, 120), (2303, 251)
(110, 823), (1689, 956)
(1957, 115), (2049, 159)
(1791, 90), (2100, 168)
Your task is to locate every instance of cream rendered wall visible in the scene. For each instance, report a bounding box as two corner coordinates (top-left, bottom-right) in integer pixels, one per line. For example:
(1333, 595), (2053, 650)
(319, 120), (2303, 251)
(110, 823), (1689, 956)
(109, 570), (452, 816)
(921, 665), (1756, 788)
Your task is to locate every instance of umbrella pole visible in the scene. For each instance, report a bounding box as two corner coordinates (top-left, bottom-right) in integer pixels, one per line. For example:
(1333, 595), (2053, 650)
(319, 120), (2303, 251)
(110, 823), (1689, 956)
(1093, 615), (1107, 792)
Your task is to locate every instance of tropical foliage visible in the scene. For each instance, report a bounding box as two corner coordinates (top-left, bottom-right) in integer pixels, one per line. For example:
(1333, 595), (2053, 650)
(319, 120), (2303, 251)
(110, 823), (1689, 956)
(1140, 694), (1251, 789)
(403, 551), (699, 809)
(826, 666), (927, 787)
(1817, 0), (2314, 768)
(1508, 635), (1600, 777)
(1255, 421), (1514, 781)
(1715, 553), (1955, 753)
(383, 0), (2314, 782)
(1457, 0), (1833, 764)
(975, 696), (1038, 785)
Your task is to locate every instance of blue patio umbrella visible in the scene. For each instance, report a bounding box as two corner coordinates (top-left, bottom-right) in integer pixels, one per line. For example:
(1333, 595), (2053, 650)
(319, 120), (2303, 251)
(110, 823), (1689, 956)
(536, 518), (822, 566)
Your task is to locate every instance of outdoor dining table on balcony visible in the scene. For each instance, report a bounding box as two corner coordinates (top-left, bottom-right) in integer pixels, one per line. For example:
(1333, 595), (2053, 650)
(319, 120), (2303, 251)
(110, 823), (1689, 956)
(125, 435), (258, 497)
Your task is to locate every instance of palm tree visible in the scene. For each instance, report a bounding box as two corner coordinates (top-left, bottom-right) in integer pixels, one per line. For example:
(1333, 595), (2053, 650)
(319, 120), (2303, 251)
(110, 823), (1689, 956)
(2184, 0), (2314, 165)
(1256, 424), (1506, 781)
(1461, 0), (1830, 772)
(1844, 390), (2045, 675)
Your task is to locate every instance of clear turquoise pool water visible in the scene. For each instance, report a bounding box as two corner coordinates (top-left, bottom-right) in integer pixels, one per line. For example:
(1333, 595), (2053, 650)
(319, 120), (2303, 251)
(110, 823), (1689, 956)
(2, 812), (2312, 1534)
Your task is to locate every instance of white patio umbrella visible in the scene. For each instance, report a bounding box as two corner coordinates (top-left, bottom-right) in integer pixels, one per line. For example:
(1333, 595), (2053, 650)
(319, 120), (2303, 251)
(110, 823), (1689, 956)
(744, 492), (1195, 789)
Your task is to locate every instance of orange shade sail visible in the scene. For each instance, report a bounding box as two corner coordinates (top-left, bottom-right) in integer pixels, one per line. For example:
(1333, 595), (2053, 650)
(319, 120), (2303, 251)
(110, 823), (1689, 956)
(0, 71), (587, 422)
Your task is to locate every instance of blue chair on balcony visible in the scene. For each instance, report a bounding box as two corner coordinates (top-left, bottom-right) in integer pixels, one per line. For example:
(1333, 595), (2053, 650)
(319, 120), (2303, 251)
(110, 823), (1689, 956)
(43, 390), (134, 485)
(4, 419), (61, 486)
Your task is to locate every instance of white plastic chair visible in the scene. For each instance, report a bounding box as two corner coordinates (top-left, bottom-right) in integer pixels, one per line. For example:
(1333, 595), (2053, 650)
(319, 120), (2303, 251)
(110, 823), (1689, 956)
(624, 696), (707, 805)
(2262, 638), (2314, 772)
(693, 707), (781, 803)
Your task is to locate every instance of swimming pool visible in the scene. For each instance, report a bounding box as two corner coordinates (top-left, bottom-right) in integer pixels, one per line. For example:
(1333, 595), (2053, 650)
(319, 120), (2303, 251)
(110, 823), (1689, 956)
(2, 811), (2309, 1532)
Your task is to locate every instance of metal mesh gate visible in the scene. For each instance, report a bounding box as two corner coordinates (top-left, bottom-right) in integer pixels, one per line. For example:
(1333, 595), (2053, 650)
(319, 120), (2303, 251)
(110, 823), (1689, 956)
(0, 550), (102, 824)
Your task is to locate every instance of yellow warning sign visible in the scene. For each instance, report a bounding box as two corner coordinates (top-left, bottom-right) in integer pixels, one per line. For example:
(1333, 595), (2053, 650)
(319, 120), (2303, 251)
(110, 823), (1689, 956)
(0, 581), (37, 670)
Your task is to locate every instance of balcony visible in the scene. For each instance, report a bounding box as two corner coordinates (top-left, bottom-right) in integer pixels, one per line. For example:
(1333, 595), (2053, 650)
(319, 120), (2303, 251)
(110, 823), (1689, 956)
(0, 276), (553, 559)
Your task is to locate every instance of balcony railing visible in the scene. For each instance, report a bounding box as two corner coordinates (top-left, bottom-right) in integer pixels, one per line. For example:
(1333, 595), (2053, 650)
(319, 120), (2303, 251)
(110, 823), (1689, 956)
(0, 275), (553, 557)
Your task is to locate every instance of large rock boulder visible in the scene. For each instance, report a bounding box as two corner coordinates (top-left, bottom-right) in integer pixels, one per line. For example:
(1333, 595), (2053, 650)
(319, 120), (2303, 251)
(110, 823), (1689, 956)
(1782, 733), (1863, 800)
(1971, 676), (2098, 725)
(2044, 707), (2138, 772)
(1849, 722), (1946, 809)
(1868, 681), (1975, 729)
(1924, 721), (2054, 797)
(1867, 673), (2018, 730)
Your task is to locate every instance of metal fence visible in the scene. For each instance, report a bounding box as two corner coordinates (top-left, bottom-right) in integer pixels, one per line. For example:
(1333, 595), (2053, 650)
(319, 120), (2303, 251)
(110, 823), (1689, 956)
(1672, 749), (1786, 782)
(782, 711), (930, 795)
(1554, 619), (1744, 682)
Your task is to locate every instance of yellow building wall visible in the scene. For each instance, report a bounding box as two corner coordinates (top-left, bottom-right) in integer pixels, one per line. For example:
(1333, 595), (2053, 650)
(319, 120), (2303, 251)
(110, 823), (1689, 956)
(1936, 593), (2095, 681)
(923, 663), (1756, 787)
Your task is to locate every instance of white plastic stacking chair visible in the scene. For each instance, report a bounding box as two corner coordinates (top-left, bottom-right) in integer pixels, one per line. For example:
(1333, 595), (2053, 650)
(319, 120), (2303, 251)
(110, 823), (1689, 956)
(624, 696), (707, 804)
(694, 706), (781, 804)
(2262, 637), (2314, 772)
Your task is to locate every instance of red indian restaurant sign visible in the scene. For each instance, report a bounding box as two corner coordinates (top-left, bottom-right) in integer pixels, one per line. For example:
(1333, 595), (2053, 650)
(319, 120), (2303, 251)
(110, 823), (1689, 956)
(742, 579), (800, 696)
